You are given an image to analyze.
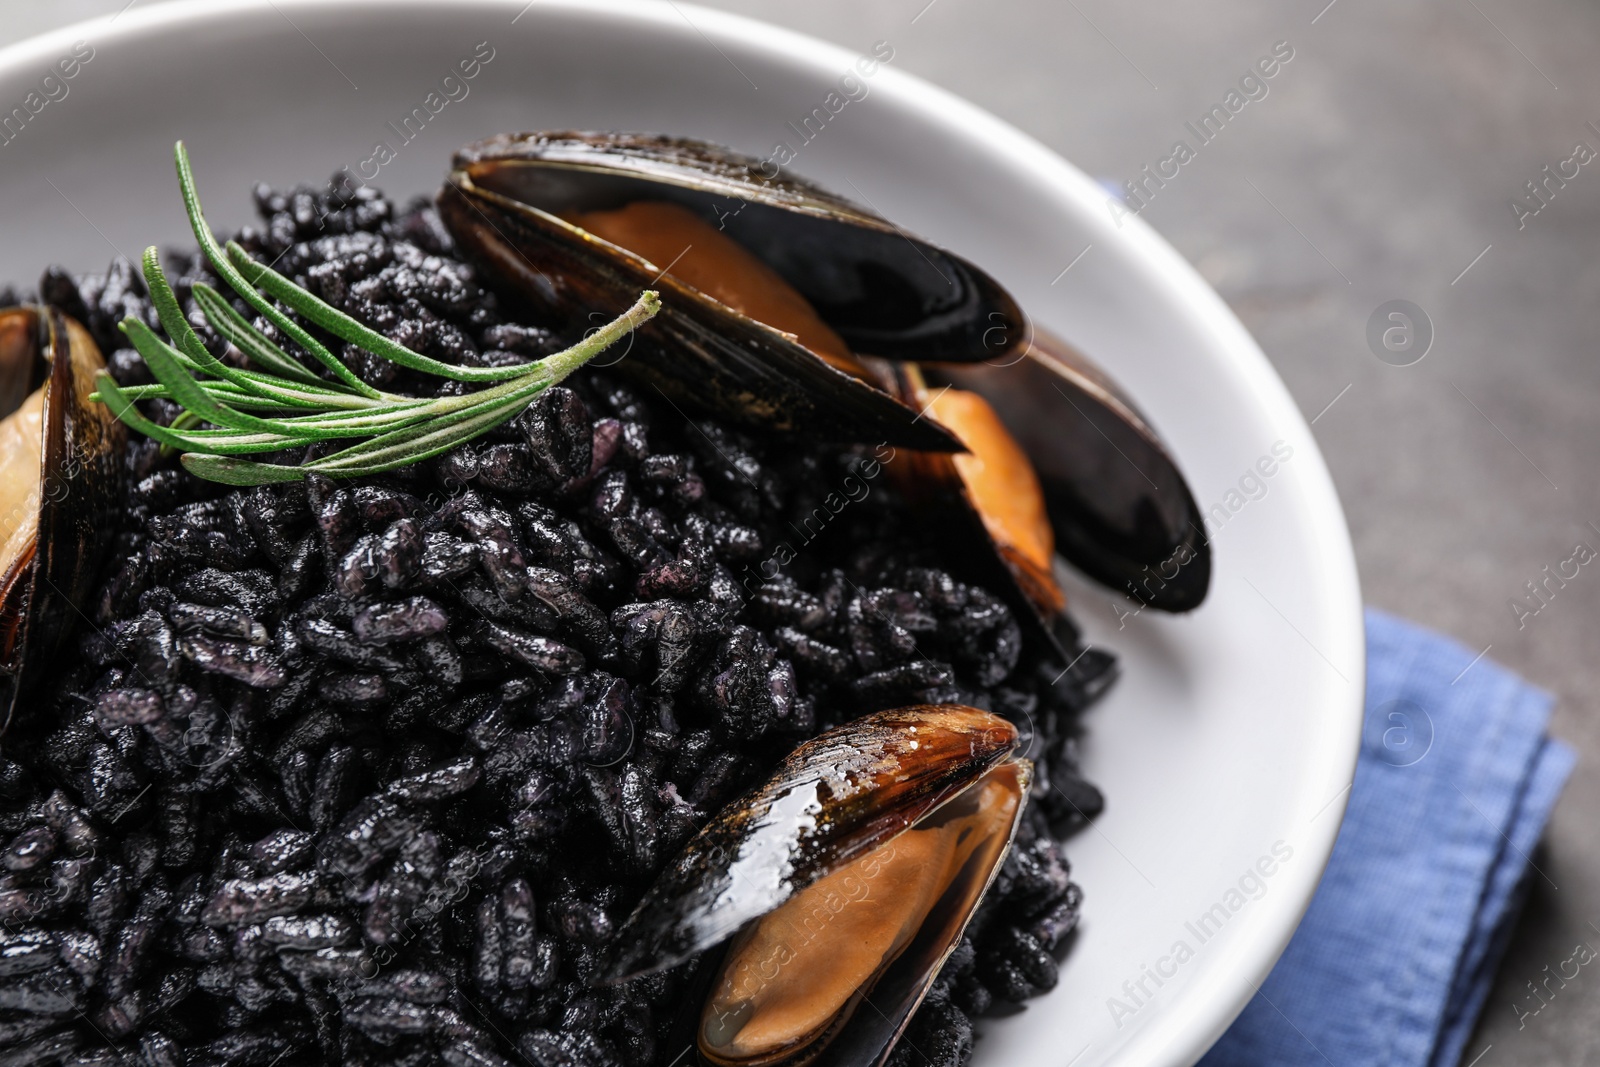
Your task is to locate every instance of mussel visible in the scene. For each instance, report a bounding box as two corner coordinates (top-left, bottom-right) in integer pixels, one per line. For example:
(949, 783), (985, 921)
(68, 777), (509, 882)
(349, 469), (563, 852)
(438, 131), (1210, 625)
(0, 307), (125, 733)
(439, 134), (967, 454)
(606, 705), (1030, 1067)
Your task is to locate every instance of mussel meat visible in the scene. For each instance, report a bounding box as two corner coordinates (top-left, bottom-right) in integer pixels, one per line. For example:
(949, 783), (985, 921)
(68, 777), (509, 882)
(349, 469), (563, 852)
(438, 131), (1210, 617)
(607, 705), (1030, 1067)
(0, 306), (125, 733)
(888, 362), (1064, 617)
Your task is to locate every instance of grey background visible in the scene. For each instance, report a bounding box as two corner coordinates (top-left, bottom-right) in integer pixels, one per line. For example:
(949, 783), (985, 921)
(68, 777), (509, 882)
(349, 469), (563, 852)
(7, 0), (1599, 1062)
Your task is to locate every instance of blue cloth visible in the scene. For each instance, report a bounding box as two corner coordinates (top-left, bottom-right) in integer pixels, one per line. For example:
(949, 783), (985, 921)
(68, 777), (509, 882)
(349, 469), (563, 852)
(1200, 609), (1575, 1067)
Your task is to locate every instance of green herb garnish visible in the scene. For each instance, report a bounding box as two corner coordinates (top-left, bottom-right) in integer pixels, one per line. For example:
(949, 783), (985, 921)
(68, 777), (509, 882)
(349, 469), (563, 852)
(91, 141), (660, 486)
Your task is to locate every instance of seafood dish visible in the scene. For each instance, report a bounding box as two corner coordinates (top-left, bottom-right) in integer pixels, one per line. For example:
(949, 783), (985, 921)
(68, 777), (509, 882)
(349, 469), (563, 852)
(0, 132), (1206, 1067)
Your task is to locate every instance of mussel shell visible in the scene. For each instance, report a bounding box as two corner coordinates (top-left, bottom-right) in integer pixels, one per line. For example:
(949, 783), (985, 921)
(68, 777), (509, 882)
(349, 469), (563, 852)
(440, 173), (961, 452)
(930, 328), (1211, 611)
(0, 307), (125, 734)
(449, 132), (1026, 364)
(603, 705), (1020, 981)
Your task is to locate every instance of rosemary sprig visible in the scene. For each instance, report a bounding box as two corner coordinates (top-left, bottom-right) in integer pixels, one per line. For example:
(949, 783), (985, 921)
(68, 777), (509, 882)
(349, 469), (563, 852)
(91, 140), (660, 486)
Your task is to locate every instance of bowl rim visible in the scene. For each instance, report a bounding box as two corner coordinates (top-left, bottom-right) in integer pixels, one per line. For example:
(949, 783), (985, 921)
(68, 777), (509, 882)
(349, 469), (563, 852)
(0, 2), (1366, 1063)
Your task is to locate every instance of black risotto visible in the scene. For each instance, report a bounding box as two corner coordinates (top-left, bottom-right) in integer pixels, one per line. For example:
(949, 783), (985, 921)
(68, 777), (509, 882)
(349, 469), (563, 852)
(0, 176), (1114, 1067)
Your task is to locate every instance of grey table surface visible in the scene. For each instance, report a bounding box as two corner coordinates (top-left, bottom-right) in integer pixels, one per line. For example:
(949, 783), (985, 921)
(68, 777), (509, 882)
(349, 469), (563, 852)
(5, 0), (1598, 1062)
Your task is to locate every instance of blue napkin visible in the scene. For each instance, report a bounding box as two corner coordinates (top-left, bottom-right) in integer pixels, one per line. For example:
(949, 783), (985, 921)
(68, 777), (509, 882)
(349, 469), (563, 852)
(1199, 609), (1575, 1067)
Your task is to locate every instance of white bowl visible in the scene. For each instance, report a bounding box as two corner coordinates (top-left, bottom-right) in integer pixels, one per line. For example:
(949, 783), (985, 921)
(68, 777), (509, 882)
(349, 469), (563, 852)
(0, 3), (1365, 1064)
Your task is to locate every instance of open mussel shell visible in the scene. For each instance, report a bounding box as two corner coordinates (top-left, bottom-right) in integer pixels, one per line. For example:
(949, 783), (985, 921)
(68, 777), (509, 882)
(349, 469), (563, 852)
(605, 706), (1021, 979)
(605, 705), (1029, 1067)
(0, 307), (125, 734)
(930, 328), (1211, 612)
(439, 172), (958, 451)
(448, 132), (1026, 364)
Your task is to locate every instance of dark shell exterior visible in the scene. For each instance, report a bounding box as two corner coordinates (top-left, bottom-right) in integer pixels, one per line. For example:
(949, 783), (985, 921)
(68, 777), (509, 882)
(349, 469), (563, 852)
(0, 307), (126, 734)
(931, 328), (1211, 611)
(449, 132), (1027, 364)
(603, 705), (1021, 982)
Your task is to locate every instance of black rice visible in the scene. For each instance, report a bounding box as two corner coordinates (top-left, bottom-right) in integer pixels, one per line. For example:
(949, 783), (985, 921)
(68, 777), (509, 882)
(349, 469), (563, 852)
(0, 174), (1116, 1067)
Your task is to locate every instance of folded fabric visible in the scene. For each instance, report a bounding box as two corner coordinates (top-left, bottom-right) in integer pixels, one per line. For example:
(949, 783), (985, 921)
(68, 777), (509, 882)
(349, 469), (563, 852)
(1199, 609), (1575, 1067)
